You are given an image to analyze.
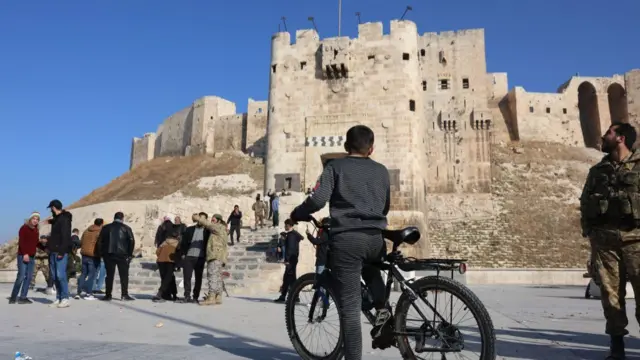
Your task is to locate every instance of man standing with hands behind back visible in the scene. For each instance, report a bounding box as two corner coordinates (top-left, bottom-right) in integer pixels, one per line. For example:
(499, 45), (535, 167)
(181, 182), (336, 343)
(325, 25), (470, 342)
(44, 199), (73, 308)
(580, 122), (640, 360)
(99, 211), (136, 301)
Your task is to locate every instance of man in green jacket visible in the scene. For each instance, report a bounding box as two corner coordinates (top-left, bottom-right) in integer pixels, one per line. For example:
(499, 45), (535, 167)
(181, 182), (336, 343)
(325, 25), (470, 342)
(193, 213), (228, 306)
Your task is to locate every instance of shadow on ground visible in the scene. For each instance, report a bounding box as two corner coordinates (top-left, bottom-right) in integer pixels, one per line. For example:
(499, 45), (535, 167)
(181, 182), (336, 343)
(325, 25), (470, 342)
(112, 301), (297, 359)
(495, 327), (640, 359)
(232, 296), (280, 304)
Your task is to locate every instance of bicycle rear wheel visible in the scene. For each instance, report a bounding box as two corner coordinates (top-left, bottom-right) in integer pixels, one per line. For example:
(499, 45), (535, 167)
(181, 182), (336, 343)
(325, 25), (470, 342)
(394, 276), (496, 359)
(285, 272), (344, 360)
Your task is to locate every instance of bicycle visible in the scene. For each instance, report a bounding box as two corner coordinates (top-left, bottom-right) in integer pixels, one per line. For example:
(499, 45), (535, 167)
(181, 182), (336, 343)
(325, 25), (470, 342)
(284, 217), (496, 359)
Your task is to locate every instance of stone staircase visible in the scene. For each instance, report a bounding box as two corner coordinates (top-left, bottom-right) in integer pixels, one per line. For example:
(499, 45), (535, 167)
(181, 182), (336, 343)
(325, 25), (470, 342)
(115, 227), (285, 296)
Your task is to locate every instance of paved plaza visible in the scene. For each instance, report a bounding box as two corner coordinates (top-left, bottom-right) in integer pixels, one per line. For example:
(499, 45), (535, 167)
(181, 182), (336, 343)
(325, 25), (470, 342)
(1, 284), (640, 359)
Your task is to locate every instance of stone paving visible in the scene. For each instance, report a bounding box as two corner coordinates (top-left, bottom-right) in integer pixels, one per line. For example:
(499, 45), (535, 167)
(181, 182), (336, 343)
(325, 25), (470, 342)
(2, 283), (640, 359)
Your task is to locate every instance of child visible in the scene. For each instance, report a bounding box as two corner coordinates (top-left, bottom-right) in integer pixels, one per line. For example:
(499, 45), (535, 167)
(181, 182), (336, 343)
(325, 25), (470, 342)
(153, 225), (181, 302)
(290, 125), (392, 357)
(305, 217), (331, 275)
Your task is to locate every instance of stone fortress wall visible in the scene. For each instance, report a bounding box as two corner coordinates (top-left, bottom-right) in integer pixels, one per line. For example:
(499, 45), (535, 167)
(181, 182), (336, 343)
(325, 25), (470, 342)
(129, 18), (640, 263)
(130, 97), (268, 169)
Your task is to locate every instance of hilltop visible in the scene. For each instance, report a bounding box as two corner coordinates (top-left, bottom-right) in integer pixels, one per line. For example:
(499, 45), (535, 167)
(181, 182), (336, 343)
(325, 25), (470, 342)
(71, 152), (264, 209)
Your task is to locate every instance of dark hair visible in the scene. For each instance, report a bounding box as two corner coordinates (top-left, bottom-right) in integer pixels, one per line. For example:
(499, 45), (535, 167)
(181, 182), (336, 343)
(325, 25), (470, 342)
(94, 218), (104, 226)
(234, 205), (239, 208)
(72, 228), (79, 233)
(114, 212), (124, 221)
(169, 224), (181, 239)
(199, 212), (208, 219)
(284, 219), (294, 227)
(611, 122), (637, 150)
(256, 194), (261, 201)
(345, 125), (375, 155)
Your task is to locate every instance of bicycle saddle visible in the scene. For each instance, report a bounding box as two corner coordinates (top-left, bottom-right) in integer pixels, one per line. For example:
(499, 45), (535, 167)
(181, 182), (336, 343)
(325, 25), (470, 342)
(382, 227), (420, 246)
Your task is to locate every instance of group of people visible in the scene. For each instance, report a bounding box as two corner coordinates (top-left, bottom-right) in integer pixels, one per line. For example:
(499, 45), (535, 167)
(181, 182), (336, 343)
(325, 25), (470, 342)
(153, 212), (228, 305)
(10, 200), (139, 307)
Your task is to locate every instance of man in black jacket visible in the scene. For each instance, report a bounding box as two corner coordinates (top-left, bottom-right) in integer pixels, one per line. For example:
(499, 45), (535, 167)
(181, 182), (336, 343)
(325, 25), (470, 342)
(179, 212), (210, 303)
(227, 205), (242, 245)
(98, 211), (136, 301)
(274, 219), (303, 303)
(45, 199), (73, 308)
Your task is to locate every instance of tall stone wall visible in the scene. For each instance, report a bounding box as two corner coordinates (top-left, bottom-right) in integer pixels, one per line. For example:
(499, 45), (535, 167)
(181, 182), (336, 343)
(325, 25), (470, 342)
(130, 133), (157, 169)
(626, 69), (640, 132)
(246, 99), (268, 157)
(501, 76), (627, 149)
(130, 97), (267, 169)
(157, 105), (194, 157)
(214, 114), (244, 152)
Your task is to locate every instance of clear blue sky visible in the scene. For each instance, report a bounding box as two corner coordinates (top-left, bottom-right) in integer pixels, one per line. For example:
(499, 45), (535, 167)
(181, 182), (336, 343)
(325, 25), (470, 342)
(0, 0), (638, 243)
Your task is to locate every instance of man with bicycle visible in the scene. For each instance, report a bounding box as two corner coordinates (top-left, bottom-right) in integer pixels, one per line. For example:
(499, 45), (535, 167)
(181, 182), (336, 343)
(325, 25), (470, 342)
(290, 125), (392, 360)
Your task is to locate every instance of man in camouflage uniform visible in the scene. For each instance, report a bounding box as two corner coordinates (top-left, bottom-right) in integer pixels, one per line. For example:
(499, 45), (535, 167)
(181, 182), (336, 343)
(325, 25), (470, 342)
(580, 122), (640, 360)
(31, 235), (54, 294)
(193, 213), (228, 306)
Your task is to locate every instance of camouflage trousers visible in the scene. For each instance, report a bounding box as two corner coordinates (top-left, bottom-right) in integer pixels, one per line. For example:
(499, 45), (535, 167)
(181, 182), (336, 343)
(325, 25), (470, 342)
(30, 257), (50, 287)
(206, 260), (223, 296)
(590, 230), (640, 336)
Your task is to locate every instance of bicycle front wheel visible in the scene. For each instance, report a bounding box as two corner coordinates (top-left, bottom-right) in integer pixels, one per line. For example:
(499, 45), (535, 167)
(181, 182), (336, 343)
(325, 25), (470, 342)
(394, 276), (496, 360)
(285, 272), (344, 360)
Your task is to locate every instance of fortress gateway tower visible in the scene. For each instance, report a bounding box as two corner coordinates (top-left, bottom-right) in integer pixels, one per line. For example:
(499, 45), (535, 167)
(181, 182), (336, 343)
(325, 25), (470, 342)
(264, 20), (508, 245)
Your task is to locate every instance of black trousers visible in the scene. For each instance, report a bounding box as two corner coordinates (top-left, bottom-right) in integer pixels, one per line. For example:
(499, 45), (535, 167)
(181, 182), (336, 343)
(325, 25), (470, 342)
(157, 262), (177, 299)
(280, 255), (298, 297)
(229, 225), (241, 243)
(104, 254), (130, 297)
(329, 230), (386, 360)
(182, 256), (205, 299)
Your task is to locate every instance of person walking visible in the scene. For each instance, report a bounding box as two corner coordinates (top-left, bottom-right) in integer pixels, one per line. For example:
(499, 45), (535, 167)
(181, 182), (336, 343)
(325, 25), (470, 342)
(99, 211), (136, 301)
(271, 194), (280, 228)
(44, 199), (73, 308)
(74, 218), (103, 300)
(580, 122), (640, 359)
(10, 212), (41, 304)
(274, 219), (303, 303)
(226, 205), (242, 245)
(252, 194), (266, 230)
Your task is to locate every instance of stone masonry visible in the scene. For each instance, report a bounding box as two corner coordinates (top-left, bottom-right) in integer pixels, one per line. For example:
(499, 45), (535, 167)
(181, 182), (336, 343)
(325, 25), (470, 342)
(128, 18), (640, 266)
(130, 98), (268, 169)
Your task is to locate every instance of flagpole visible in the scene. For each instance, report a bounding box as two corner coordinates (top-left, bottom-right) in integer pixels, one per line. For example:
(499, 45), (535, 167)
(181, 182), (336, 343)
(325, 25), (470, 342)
(338, 0), (342, 36)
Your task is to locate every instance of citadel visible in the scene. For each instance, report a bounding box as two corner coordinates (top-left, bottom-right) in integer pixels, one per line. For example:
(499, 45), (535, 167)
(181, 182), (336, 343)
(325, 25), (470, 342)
(129, 19), (640, 259)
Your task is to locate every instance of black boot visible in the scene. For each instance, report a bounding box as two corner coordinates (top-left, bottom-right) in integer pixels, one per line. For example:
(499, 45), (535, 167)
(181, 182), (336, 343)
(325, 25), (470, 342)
(607, 335), (625, 359)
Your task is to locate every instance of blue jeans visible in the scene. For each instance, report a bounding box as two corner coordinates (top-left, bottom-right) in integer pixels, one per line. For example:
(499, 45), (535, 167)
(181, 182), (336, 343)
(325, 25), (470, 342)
(11, 255), (35, 300)
(49, 253), (69, 300)
(78, 256), (100, 295)
(95, 259), (105, 291)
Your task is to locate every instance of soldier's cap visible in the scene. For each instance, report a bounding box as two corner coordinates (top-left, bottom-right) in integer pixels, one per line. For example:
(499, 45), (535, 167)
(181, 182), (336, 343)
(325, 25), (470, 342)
(213, 214), (223, 222)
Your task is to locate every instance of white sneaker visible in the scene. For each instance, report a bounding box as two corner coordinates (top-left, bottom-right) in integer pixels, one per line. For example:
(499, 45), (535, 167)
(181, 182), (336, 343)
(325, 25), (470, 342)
(83, 294), (96, 301)
(57, 299), (70, 308)
(49, 300), (60, 308)
(45, 288), (54, 296)
(74, 294), (81, 300)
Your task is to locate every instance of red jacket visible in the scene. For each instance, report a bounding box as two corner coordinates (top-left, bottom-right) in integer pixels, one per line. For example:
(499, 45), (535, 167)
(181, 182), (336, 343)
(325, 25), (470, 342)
(18, 224), (39, 256)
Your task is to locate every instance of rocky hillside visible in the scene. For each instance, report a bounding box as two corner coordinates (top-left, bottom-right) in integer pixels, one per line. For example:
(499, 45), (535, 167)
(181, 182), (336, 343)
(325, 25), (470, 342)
(428, 140), (603, 268)
(71, 152), (264, 208)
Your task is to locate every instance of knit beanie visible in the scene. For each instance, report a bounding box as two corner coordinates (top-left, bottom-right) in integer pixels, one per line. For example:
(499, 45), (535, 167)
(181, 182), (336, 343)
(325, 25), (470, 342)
(28, 212), (40, 220)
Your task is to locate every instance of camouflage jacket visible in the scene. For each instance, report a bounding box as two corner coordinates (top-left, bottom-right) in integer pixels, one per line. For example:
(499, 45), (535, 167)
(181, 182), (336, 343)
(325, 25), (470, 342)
(197, 218), (228, 263)
(580, 149), (640, 240)
(252, 200), (266, 214)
